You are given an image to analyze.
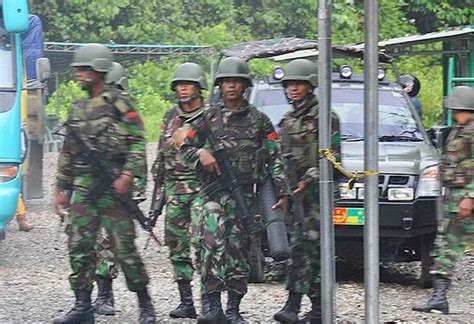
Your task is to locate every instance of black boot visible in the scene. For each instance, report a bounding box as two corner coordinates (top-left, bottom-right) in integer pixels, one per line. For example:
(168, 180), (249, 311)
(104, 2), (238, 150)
(197, 292), (226, 324)
(92, 277), (115, 316)
(137, 288), (156, 324)
(225, 292), (247, 324)
(169, 280), (197, 319)
(412, 278), (449, 314)
(53, 290), (95, 324)
(274, 291), (302, 323)
(299, 296), (321, 324)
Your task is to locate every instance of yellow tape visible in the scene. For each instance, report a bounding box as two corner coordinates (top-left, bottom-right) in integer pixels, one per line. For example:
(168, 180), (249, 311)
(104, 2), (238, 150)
(318, 149), (379, 190)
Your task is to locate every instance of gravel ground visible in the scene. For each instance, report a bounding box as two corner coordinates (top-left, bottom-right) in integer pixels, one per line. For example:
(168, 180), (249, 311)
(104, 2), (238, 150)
(1, 147), (473, 323)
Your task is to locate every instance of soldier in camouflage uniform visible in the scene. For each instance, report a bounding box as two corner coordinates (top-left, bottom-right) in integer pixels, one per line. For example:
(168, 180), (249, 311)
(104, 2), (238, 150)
(151, 62), (208, 319)
(274, 59), (341, 324)
(91, 61), (129, 317)
(413, 86), (473, 315)
(53, 44), (155, 324)
(181, 57), (290, 324)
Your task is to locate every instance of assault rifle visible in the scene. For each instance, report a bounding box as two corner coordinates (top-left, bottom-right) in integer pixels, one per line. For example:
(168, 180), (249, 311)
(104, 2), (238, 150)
(197, 112), (258, 234)
(144, 179), (166, 249)
(59, 129), (161, 247)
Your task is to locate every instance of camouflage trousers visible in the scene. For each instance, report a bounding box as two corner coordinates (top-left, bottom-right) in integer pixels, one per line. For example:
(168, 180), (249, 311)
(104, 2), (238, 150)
(430, 213), (474, 279)
(66, 184), (149, 292)
(165, 191), (202, 282)
(95, 230), (118, 280)
(200, 191), (252, 295)
(286, 184), (321, 299)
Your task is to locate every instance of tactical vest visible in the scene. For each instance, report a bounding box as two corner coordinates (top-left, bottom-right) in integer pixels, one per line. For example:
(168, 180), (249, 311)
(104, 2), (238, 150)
(442, 120), (473, 187)
(160, 106), (202, 181)
(213, 104), (266, 185)
(67, 88), (129, 172)
(281, 100), (319, 176)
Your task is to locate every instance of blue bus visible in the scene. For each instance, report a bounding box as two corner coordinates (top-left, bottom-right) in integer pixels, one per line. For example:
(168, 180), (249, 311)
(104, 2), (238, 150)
(0, 0), (30, 240)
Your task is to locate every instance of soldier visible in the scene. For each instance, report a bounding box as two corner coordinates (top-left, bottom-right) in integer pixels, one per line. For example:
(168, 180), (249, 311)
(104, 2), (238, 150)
(274, 59), (341, 324)
(91, 61), (129, 316)
(181, 57), (290, 324)
(53, 44), (155, 324)
(151, 62), (208, 319)
(413, 86), (473, 314)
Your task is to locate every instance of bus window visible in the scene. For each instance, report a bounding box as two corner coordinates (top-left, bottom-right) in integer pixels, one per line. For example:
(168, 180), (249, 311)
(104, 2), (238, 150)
(0, 28), (14, 89)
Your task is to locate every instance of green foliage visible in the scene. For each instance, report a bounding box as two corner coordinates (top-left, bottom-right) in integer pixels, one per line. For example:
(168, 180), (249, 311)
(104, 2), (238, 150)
(45, 80), (86, 121)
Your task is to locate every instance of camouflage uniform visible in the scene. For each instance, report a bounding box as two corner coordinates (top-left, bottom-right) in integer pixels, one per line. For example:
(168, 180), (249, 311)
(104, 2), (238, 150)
(280, 94), (341, 298)
(182, 102), (289, 296)
(430, 118), (474, 278)
(413, 86), (473, 315)
(152, 105), (203, 282)
(57, 88), (149, 293)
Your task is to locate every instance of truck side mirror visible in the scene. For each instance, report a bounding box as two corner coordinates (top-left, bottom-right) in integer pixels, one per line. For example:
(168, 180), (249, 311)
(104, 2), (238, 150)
(427, 125), (451, 150)
(2, 0), (30, 33)
(36, 58), (51, 82)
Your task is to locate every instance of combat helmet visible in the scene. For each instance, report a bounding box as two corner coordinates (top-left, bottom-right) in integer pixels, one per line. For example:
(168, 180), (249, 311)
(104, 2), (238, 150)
(71, 43), (112, 73)
(445, 86), (474, 111)
(214, 57), (252, 87)
(282, 59), (318, 88)
(171, 62), (208, 91)
(105, 62), (128, 90)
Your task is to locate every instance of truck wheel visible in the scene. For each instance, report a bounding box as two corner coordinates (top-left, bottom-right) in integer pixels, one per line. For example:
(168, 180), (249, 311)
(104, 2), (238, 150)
(419, 234), (435, 288)
(248, 232), (265, 283)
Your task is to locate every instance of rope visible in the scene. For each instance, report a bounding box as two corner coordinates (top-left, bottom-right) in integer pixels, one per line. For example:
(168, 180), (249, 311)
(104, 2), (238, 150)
(318, 148), (378, 190)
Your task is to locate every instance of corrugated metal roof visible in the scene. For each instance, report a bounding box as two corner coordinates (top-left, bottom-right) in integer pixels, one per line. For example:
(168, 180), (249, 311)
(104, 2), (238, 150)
(352, 26), (474, 50)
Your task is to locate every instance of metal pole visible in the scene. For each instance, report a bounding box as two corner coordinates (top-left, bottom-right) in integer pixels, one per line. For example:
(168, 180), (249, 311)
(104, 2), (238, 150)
(55, 72), (60, 115)
(318, 1), (335, 323)
(364, 0), (379, 323)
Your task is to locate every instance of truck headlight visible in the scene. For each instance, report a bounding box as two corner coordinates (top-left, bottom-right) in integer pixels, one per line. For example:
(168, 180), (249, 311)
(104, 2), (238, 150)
(339, 183), (356, 199)
(388, 188), (414, 201)
(0, 163), (19, 183)
(416, 165), (440, 198)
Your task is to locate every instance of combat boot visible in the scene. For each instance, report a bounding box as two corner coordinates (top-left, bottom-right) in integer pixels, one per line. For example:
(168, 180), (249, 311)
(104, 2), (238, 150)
(169, 280), (197, 319)
(412, 278), (449, 314)
(137, 288), (156, 324)
(53, 290), (94, 324)
(16, 213), (33, 232)
(274, 291), (302, 323)
(197, 291), (226, 324)
(225, 292), (247, 324)
(92, 277), (115, 316)
(299, 296), (321, 324)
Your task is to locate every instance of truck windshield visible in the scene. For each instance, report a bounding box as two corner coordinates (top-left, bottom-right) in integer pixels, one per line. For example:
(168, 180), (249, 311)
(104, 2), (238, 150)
(254, 89), (288, 127)
(0, 26), (15, 89)
(332, 88), (423, 142)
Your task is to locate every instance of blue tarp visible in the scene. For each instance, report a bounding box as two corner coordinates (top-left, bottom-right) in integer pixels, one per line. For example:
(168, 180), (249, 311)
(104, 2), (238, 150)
(21, 15), (44, 80)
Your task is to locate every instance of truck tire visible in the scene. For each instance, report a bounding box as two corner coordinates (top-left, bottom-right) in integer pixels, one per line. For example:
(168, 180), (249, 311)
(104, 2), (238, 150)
(419, 233), (435, 288)
(248, 232), (265, 283)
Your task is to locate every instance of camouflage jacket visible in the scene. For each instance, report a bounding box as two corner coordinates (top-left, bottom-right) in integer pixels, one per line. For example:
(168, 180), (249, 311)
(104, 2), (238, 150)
(181, 100), (290, 197)
(152, 104), (204, 195)
(56, 88), (147, 193)
(279, 94), (341, 186)
(442, 117), (474, 212)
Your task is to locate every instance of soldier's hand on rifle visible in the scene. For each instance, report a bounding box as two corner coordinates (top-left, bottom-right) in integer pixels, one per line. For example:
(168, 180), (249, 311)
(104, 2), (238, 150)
(54, 190), (69, 217)
(293, 181), (306, 195)
(113, 171), (134, 195)
(198, 148), (221, 175)
(272, 195), (289, 213)
(457, 197), (472, 219)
